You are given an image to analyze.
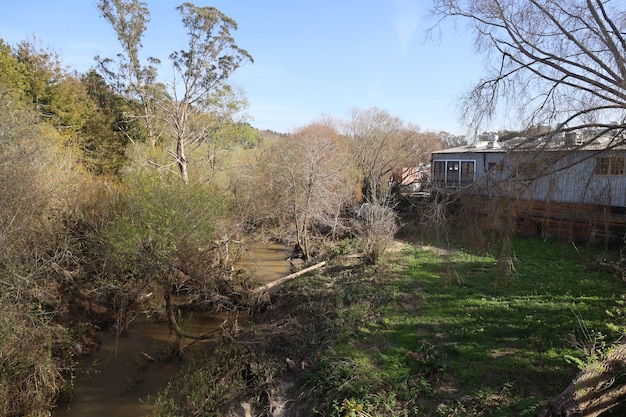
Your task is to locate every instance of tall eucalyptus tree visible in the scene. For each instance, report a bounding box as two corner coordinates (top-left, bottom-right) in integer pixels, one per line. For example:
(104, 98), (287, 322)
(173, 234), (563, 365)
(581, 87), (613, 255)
(165, 3), (253, 184)
(97, 1), (252, 183)
(96, 0), (161, 146)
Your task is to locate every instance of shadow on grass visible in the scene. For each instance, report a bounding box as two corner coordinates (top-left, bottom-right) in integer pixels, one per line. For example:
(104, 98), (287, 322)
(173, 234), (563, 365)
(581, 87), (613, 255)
(369, 238), (624, 413)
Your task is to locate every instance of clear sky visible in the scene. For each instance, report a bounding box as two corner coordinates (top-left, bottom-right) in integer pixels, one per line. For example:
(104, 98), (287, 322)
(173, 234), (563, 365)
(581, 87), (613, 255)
(0, 1), (489, 135)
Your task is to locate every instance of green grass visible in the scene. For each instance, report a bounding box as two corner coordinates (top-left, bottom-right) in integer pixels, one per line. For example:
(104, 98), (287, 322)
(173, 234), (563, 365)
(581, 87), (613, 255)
(303, 237), (624, 416)
(153, 237), (624, 416)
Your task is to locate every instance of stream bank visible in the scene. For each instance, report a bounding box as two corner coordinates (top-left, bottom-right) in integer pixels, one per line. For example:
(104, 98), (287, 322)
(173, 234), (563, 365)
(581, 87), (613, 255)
(54, 242), (291, 417)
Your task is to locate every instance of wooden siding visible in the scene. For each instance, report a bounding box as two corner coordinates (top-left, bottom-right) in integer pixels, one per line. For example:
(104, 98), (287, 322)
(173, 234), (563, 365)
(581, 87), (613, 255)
(432, 147), (626, 242)
(512, 151), (626, 207)
(460, 196), (626, 243)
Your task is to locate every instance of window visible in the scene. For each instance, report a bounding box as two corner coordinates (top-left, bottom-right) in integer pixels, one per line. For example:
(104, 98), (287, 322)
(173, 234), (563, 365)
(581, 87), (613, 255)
(611, 157), (625, 175)
(447, 161), (460, 182)
(595, 156), (625, 175)
(432, 159), (475, 186)
(460, 161), (475, 183)
(595, 158), (609, 175)
(433, 161), (446, 182)
(488, 162), (504, 172)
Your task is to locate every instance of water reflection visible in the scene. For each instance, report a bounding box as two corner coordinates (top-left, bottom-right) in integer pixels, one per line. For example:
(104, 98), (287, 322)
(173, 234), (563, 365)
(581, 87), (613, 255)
(236, 242), (292, 284)
(54, 313), (222, 417)
(54, 243), (290, 417)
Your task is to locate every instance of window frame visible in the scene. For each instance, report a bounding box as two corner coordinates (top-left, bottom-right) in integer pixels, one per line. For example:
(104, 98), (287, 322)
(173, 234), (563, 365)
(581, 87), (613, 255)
(594, 156), (625, 176)
(432, 159), (476, 186)
(487, 162), (504, 172)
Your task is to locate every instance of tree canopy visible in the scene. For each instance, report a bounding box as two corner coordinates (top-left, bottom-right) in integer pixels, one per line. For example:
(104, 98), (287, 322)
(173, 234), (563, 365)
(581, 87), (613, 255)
(432, 0), (626, 140)
(97, 0), (254, 183)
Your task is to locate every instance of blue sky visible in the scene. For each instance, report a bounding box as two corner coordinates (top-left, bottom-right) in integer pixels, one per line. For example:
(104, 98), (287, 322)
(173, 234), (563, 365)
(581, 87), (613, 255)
(0, 1), (489, 135)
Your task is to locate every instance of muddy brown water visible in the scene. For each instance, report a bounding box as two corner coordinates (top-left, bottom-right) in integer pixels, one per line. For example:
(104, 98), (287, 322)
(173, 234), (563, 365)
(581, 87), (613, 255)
(54, 243), (291, 417)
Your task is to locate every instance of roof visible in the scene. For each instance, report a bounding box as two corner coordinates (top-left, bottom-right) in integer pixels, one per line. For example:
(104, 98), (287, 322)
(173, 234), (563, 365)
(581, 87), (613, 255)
(433, 140), (506, 154)
(433, 132), (626, 155)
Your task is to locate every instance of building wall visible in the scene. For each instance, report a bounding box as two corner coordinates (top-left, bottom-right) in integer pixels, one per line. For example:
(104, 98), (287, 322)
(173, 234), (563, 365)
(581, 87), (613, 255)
(506, 150), (626, 208)
(432, 149), (626, 208)
(432, 146), (626, 242)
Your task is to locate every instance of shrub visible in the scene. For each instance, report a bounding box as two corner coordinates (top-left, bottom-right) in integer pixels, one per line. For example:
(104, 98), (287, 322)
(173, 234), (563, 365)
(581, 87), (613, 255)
(0, 89), (88, 415)
(93, 172), (230, 330)
(0, 301), (71, 416)
(353, 200), (399, 264)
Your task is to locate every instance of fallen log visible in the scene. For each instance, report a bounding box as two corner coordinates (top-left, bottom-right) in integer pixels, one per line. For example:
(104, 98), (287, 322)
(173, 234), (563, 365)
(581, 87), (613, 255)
(596, 260), (626, 282)
(538, 342), (626, 417)
(252, 261), (326, 294)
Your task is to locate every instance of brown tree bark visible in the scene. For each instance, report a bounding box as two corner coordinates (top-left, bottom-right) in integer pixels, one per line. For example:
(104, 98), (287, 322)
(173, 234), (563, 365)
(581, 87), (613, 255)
(539, 343), (626, 417)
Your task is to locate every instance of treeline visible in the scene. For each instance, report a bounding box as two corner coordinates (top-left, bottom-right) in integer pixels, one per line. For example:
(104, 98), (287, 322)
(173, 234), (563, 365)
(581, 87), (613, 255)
(0, 5), (447, 415)
(0, 39), (133, 175)
(0, 33), (258, 415)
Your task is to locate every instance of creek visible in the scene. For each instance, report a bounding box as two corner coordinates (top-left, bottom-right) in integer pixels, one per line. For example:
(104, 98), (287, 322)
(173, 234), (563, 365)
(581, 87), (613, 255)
(54, 242), (291, 417)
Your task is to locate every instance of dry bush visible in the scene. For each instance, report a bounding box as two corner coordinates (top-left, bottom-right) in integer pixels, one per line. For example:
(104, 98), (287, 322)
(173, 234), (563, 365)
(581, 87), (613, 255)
(230, 140), (296, 241)
(234, 123), (357, 258)
(0, 93), (93, 415)
(0, 301), (69, 416)
(353, 196), (399, 264)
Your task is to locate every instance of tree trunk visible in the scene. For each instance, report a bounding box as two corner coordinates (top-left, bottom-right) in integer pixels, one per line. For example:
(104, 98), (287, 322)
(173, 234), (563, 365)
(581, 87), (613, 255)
(177, 137), (189, 184)
(539, 343), (626, 417)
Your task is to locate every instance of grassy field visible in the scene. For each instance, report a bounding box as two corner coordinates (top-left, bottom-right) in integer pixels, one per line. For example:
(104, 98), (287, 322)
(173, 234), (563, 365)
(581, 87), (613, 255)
(152, 236), (625, 416)
(292, 237), (625, 416)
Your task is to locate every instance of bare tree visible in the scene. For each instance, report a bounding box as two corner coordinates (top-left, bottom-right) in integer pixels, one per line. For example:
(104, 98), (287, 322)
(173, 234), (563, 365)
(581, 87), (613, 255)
(264, 123), (355, 260)
(431, 0), (626, 139)
(429, 0), (626, 245)
(342, 108), (446, 262)
(344, 107), (439, 202)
